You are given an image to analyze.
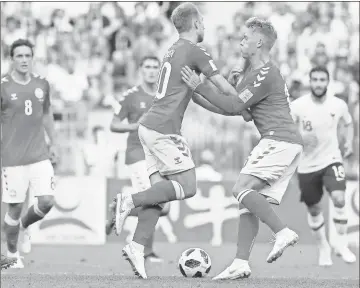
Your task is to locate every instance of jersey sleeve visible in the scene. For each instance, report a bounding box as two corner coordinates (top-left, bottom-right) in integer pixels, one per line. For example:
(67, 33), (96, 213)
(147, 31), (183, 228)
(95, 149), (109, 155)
(114, 95), (130, 121)
(43, 80), (51, 113)
(289, 98), (301, 123)
(236, 69), (273, 109)
(190, 46), (219, 78)
(339, 100), (352, 125)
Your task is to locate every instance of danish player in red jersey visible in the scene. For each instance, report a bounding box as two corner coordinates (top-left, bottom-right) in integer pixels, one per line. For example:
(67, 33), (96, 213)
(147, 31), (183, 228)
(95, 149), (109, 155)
(182, 17), (303, 280)
(114, 3), (252, 279)
(106, 56), (170, 263)
(1, 39), (57, 268)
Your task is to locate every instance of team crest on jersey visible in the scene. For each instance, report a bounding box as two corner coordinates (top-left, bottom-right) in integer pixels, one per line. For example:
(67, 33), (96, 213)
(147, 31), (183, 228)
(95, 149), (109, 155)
(140, 102), (146, 109)
(35, 88), (44, 101)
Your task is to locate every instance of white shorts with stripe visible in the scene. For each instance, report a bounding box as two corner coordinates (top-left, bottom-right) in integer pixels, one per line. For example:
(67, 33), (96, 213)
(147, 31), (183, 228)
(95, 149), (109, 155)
(138, 124), (195, 177)
(128, 160), (151, 193)
(2, 160), (55, 203)
(240, 138), (303, 204)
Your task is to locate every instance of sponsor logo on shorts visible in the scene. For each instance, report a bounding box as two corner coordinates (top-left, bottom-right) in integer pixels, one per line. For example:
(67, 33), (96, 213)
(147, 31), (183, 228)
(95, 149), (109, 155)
(174, 157), (182, 165)
(9, 190), (16, 197)
(238, 89), (253, 103)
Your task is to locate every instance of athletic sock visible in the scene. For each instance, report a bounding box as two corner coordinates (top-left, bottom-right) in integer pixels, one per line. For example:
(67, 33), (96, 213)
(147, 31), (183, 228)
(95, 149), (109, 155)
(144, 233), (154, 257)
(131, 180), (184, 208)
(235, 209), (259, 260)
(307, 212), (329, 246)
(332, 206), (348, 246)
(21, 203), (46, 229)
(4, 213), (20, 253)
(240, 190), (286, 234)
(132, 205), (162, 248)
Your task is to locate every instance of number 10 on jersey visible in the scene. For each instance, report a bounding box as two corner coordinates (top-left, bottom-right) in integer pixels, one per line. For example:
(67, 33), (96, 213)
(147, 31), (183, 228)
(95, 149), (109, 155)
(156, 62), (171, 99)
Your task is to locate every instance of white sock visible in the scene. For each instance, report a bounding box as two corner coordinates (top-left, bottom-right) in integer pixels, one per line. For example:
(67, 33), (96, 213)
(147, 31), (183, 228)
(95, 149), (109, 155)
(307, 213), (329, 246)
(333, 206), (348, 235)
(7, 251), (19, 258)
(233, 258), (249, 265)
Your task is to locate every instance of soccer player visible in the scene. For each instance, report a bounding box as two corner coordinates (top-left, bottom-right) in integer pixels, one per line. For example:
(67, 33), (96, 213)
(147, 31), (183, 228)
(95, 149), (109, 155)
(1, 39), (57, 268)
(106, 55), (169, 263)
(114, 3), (252, 279)
(181, 17), (303, 280)
(291, 66), (356, 266)
(1, 254), (16, 270)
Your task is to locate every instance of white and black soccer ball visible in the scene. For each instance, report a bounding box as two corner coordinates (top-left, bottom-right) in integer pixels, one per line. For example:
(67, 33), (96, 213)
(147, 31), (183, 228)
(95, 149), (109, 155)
(178, 248), (211, 278)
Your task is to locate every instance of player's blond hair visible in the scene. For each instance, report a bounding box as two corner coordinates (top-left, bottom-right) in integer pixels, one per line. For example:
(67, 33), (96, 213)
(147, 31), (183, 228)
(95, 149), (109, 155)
(245, 17), (277, 50)
(171, 2), (201, 33)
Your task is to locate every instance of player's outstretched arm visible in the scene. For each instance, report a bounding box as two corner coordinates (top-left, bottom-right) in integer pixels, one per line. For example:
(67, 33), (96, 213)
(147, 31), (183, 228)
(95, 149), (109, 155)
(192, 92), (238, 116)
(182, 67), (249, 115)
(110, 116), (139, 133)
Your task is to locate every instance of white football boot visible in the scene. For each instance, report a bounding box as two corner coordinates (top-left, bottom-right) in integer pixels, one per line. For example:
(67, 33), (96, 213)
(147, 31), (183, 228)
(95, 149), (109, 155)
(334, 246), (357, 263)
(213, 259), (251, 280)
(267, 228), (299, 263)
(318, 243), (333, 266)
(122, 243), (147, 279)
(115, 193), (131, 236)
(7, 251), (24, 269)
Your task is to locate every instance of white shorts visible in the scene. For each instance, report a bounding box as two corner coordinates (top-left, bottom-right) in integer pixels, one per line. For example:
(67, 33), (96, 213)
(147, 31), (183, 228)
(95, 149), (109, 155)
(2, 160), (55, 203)
(138, 124), (195, 176)
(241, 139), (303, 204)
(128, 160), (151, 192)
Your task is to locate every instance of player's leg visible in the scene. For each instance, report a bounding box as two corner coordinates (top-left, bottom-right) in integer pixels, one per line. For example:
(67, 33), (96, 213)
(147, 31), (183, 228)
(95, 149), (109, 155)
(20, 160), (55, 253)
(324, 163), (356, 263)
(115, 125), (196, 235)
(119, 126), (196, 279)
(130, 161), (166, 262)
(213, 205), (257, 280)
(2, 165), (28, 268)
(233, 140), (302, 263)
(298, 170), (332, 266)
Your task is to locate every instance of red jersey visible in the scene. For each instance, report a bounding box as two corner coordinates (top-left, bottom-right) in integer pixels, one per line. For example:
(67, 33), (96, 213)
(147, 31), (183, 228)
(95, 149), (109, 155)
(1, 74), (50, 167)
(236, 61), (302, 145)
(140, 38), (219, 135)
(115, 86), (154, 165)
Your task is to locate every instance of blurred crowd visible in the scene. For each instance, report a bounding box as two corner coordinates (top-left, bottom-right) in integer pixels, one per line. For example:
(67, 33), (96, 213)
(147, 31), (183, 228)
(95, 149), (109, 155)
(1, 2), (359, 178)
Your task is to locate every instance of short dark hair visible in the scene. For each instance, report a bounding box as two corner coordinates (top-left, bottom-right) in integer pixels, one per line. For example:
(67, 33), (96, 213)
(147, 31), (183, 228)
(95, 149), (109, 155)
(140, 55), (160, 67)
(171, 2), (200, 33)
(10, 39), (34, 58)
(245, 17), (277, 50)
(309, 66), (330, 80)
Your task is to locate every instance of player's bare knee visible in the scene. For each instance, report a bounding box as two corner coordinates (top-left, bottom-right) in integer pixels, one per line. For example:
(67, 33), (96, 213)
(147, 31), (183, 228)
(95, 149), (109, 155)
(232, 174), (267, 199)
(307, 203), (322, 217)
(331, 190), (345, 208)
(37, 195), (55, 213)
(7, 203), (23, 220)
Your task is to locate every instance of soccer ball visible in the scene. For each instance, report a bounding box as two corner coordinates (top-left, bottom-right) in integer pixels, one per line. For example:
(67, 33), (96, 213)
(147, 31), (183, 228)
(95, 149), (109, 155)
(178, 248), (211, 278)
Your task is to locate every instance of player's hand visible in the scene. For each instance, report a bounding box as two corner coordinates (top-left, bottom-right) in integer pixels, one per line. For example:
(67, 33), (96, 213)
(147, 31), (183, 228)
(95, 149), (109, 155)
(49, 144), (60, 165)
(181, 66), (201, 91)
(241, 110), (253, 122)
(228, 66), (243, 87)
(343, 143), (353, 158)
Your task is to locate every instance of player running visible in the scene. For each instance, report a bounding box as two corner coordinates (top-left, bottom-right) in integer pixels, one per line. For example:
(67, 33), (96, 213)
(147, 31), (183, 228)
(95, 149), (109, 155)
(181, 17), (303, 280)
(114, 2), (252, 279)
(106, 55), (170, 263)
(291, 66), (356, 266)
(1, 39), (57, 268)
